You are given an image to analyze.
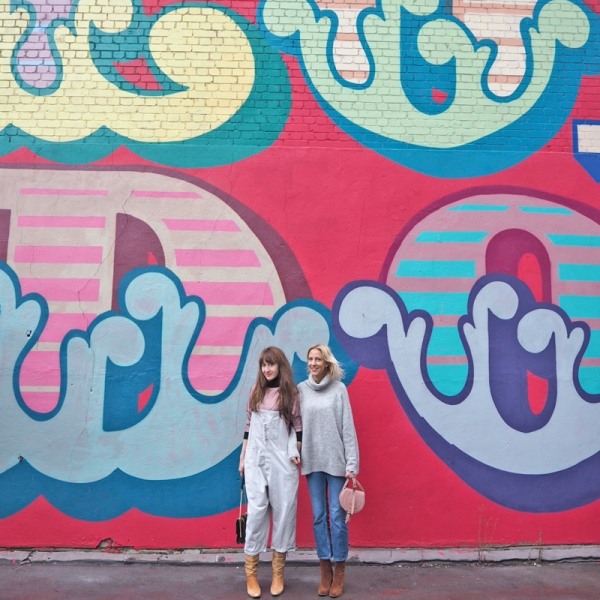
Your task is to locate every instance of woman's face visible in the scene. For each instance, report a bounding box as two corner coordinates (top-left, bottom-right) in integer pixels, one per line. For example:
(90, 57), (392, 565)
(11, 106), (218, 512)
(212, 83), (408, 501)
(261, 361), (279, 382)
(308, 349), (327, 383)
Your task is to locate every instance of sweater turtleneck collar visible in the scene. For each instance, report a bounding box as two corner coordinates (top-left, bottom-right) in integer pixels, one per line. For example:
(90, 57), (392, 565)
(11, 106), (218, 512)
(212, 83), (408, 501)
(265, 375), (280, 388)
(305, 374), (332, 391)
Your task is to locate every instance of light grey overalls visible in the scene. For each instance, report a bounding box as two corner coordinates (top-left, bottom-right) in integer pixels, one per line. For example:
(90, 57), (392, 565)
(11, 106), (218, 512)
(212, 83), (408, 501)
(244, 409), (300, 555)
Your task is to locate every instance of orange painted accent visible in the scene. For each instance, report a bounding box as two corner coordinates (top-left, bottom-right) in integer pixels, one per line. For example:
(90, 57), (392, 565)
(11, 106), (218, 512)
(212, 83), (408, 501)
(517, 252), (543, 302)
(138, 384), (154, 413)
(527, 371), (548, 416)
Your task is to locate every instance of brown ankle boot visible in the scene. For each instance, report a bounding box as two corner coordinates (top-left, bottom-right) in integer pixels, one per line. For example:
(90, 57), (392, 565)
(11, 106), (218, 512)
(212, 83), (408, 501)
(245, 554), (261, 598)
(329, 562), (345, 598)
(318, 559), (333, 596)
(270, 551), (286, 596)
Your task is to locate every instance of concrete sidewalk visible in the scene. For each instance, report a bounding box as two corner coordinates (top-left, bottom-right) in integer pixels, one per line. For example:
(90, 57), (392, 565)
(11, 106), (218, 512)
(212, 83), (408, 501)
(0, 562), (599, 599)
(1, 544), (600, 566)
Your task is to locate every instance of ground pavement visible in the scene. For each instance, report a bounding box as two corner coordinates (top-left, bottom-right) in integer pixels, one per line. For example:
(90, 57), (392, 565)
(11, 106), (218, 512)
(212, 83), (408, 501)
(0, 562), (598, 599)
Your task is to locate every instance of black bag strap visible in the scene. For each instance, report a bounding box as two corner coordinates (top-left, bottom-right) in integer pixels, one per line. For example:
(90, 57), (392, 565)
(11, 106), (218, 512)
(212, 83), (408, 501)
(239, 475), (246, 519)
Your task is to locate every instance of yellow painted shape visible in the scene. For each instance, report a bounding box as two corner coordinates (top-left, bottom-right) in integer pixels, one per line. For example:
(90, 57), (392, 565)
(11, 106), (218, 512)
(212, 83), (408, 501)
(0, 0), (255, 142)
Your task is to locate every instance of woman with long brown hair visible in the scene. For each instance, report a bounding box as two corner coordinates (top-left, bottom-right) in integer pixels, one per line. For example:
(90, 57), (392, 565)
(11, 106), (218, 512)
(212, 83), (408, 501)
(239, 346), (302, 598)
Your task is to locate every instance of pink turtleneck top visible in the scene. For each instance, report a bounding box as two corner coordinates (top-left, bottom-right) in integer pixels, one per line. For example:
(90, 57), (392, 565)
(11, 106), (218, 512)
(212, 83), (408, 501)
(244, 387), (302, 439)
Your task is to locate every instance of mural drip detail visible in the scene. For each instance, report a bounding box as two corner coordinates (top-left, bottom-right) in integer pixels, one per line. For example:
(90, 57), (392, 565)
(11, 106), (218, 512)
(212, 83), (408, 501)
(1, 265), (322, 482)
(0, 262), (355, 518)
(333, 275), (600, 511)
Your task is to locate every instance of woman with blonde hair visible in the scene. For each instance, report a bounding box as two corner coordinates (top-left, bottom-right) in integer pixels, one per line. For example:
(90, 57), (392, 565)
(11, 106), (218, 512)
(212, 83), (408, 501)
(298, 343), (359, 598)
(239, 346), (302, 598)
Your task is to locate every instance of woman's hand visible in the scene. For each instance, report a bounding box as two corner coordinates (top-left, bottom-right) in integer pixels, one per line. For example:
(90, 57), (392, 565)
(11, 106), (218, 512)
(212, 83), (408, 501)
(239, 439), (248, 476)
(290, 457), (301, 466)
(345, 471), (356, 479)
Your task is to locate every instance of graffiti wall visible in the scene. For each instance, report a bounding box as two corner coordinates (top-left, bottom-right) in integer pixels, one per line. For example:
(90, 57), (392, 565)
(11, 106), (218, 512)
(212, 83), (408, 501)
(0, 0), (599, 549)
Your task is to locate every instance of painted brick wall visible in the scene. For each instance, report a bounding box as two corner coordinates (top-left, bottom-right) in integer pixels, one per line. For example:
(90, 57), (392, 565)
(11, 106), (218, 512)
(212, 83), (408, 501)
(0, 0), (599, 550)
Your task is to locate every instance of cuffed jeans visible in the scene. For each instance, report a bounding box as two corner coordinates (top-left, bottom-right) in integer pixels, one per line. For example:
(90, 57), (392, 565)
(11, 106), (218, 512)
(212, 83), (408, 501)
(306, 472), (348, 562)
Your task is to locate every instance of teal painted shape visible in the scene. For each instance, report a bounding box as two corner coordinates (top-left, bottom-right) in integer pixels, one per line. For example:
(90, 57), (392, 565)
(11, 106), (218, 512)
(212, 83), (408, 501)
(547, 235), (600, 247)
(584, 330), (600, 358)
(259, 0), (600, 179)
(427, 327), (466, 357)
(518, 206), (573, 215)
(426, 364), (468, 396)
(396, 260), (475, 279)
(447, 205), (509, 212)
(397, 292), (469, 316)
(415, 232), (488, 243)
(559, 264), (600, 282)
(559, 295), (600, 318)
(578, 366), (600, 394)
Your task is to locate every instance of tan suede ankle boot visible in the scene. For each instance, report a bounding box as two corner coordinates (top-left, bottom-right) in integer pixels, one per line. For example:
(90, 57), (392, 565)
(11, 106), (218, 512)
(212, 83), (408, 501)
(329, 561), (345, 598)
(245, 554), (261, 598)
(318, 559), (333, 596)
(270, 551), (286, 596)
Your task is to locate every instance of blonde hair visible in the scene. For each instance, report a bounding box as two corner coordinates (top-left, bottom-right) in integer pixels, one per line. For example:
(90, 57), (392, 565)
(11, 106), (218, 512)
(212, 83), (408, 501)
(307, 343), (345, 381)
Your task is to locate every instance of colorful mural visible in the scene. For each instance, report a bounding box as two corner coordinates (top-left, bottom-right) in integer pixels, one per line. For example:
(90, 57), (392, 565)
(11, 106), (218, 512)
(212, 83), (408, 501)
(0, 165), (357, 520)
(2, 0), (290, 165)
(334, 190), (600, 513)
(259, 0), (600, 176)
(0, 0), (599, 550)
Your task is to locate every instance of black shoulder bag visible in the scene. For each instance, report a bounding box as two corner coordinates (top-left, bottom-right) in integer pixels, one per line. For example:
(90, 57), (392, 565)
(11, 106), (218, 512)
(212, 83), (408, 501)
(236, 475), (247, 544)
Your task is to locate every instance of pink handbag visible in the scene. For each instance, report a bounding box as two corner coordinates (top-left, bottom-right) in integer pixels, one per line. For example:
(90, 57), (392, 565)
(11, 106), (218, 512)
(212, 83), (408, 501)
(339, 477), (365, 523)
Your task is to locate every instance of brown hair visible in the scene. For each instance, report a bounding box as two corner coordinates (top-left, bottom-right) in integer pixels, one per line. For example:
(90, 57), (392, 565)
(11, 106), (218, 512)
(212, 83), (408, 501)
(249, 347), (298, 426)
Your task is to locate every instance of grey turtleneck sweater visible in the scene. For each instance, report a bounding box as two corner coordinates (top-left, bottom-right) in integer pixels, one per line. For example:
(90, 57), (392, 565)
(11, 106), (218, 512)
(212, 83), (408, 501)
(298, 375), (359, 477)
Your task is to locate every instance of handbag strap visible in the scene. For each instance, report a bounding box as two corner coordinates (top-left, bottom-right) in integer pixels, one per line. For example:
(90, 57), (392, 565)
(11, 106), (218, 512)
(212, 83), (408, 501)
(239, 475), (246, 519)
(343, 477), (364, 492)
(344, 477), (364, 519)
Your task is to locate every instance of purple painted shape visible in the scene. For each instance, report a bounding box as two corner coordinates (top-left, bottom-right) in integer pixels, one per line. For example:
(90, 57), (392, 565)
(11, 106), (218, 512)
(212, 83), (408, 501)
(15, 0), (75, 89)
(0, 209), (10, 263)
(486, 279), (557, 433)
(486, 229), (552, 302)
(112, 213), (165, 310)
(175, 249), (260, 267)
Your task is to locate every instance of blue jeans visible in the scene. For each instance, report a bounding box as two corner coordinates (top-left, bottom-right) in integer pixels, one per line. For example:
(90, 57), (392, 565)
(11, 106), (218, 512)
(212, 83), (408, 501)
(306, 472), (348, 562)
